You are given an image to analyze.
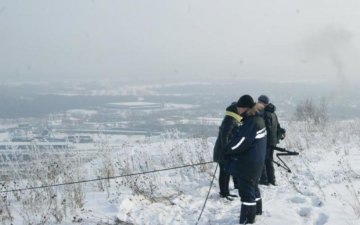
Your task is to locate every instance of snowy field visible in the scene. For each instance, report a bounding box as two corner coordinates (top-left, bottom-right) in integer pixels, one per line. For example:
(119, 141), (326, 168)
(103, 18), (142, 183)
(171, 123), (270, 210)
(1, 119), (360, 225)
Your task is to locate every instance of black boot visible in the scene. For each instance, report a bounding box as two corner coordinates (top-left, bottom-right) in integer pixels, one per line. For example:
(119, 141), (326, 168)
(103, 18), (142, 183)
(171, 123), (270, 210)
(220, 191), (238, 198)
(239, 203), (257, 224)
(259, 180), (269, 186)
(219, 193), (234, 201)
(228, 193), (238, 198)
(269, 180), (276, 186)
(256, 198), (262, 215)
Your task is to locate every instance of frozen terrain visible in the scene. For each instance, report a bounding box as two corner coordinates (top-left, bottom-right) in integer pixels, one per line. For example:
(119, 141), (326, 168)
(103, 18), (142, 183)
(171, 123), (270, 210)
(1, 119), (360, 225)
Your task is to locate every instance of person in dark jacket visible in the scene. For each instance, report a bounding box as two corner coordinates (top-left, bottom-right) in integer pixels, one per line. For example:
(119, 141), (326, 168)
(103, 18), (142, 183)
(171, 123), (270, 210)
(258, 95), (286, 186)
(225, 95), (267, 224)
(213, 102), (241, 200)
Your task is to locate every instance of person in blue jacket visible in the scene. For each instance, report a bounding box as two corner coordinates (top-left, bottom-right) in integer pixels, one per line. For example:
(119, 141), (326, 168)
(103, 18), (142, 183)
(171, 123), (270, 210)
(225, 95), (267, 224)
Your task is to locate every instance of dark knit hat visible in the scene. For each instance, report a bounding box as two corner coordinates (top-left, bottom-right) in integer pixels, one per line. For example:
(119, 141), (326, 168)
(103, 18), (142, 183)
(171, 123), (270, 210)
(237, 95), (255, 108)
(258, 95), (270, 105)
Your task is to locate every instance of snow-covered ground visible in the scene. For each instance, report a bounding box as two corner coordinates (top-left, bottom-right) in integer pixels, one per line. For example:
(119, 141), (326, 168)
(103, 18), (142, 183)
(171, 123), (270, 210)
(1, 119), (360, 224)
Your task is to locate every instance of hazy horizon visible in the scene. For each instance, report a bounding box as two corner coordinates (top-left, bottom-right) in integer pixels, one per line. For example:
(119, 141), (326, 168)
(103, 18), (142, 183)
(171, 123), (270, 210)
(1, 0), (360, 84)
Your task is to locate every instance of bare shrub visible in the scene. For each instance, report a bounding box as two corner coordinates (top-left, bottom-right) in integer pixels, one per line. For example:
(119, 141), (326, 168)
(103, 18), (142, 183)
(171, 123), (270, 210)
(196, 138), (213, 174)
(1, 143), (87, 224)
(65, 184), (85, 209)
(94, 141), (116, 196)
(294, 98), (328, 126)
(0, 188), (13, 224)
(1, 130), (217, 224)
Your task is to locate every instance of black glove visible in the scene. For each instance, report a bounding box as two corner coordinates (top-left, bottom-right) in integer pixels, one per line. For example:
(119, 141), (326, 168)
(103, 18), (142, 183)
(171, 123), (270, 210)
(279, 128), (286, 140)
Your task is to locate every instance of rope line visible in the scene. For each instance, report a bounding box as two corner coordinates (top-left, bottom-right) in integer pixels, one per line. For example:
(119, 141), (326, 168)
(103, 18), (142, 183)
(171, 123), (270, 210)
(195, 163), (218, 225)
(1, 161), (215, 193)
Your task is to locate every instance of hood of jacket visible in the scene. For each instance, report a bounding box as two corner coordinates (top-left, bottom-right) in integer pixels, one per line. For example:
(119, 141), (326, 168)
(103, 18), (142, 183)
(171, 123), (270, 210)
(265, 103), (276, 113)
(226, 102), (238, 113)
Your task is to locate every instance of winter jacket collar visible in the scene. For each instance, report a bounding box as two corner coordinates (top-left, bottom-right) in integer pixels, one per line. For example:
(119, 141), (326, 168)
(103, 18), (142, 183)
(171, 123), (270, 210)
(225, 111), (242, 123)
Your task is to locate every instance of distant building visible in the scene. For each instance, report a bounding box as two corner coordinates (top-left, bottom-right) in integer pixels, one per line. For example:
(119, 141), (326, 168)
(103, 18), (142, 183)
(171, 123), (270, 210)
(0, 141), (69, 150)
(105, 102), (163, 110)
(67, 135), (93, 143)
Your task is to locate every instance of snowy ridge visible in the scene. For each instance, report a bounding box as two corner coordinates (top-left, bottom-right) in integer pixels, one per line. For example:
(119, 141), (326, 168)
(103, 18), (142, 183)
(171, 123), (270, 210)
(1, 120), (360, 224)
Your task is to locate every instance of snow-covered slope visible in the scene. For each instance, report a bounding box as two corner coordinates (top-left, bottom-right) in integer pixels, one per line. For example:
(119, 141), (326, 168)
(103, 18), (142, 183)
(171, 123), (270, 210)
(2, 120), (360, 225)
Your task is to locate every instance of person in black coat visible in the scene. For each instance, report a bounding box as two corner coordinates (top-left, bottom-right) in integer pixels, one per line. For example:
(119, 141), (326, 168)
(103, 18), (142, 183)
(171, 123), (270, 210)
(213, 102), (241, 199)
(258, 95), (286, 186)
(225, 95), (267, 224)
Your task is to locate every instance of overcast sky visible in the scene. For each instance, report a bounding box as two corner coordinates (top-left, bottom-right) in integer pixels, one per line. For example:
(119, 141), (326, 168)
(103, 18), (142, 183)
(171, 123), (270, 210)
(1, 0), (360, 84)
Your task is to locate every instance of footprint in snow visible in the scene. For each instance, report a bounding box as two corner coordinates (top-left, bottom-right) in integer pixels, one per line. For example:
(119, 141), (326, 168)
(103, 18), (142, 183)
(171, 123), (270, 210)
(311, 196), (323, 207)
(289, 196), (306, 204)
(302, 191), (316, 197)
(298, 207), (312, 217)
(315, 212), (329, 225)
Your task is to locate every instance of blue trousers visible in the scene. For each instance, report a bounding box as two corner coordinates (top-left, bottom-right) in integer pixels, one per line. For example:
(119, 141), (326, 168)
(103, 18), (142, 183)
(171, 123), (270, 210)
(235, 177), (261, 203)
(236, 177), (262, 223)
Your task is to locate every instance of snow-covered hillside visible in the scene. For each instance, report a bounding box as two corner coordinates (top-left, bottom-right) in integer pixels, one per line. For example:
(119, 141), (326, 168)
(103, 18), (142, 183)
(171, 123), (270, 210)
(1, 120), (360, 225)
